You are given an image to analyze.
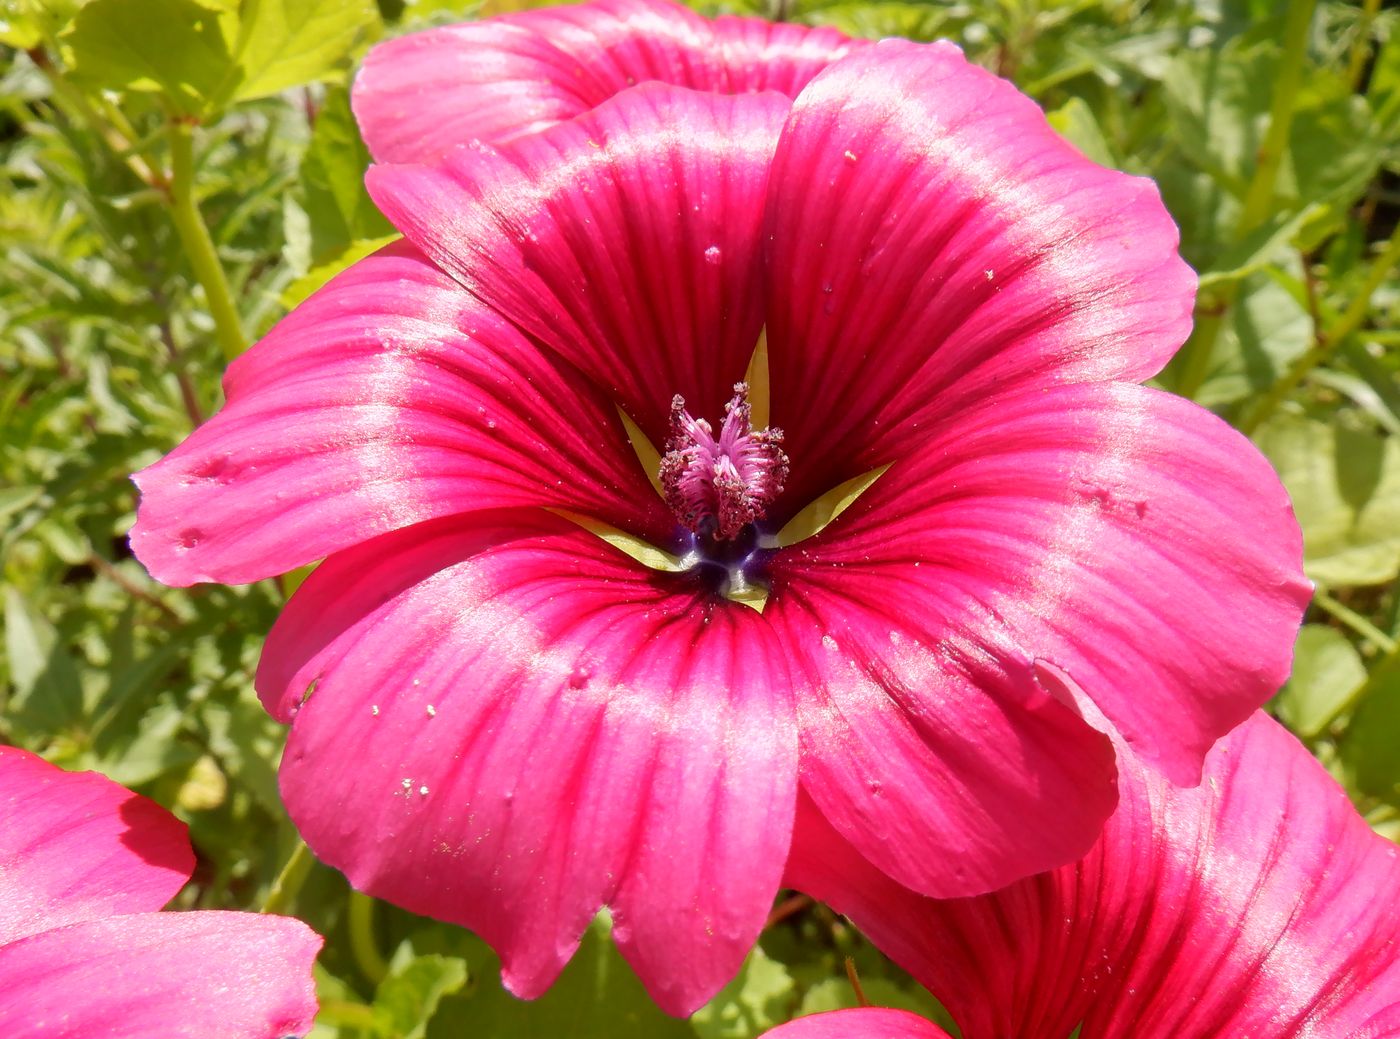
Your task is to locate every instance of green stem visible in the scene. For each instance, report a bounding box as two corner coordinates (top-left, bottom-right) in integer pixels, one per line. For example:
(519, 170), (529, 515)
(1314, 590), (1398, 655)
(1347, 0), (1384, 90)
(262, 838), (315, 916)
(1239, 221), (1400, 434)
(348, 891), (390, 985)
(1175, 0), (1317, 400)
(167, 119), (248, 363)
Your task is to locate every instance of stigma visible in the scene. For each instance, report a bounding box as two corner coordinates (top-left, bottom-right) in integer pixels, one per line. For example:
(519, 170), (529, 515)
(659, 383), (788, 542)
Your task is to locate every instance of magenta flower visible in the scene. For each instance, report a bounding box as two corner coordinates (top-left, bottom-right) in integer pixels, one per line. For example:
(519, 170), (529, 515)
(131, 31), (1308, 1015)
(0, 746), (320, 1038)
(771, 708), (1400, 1039)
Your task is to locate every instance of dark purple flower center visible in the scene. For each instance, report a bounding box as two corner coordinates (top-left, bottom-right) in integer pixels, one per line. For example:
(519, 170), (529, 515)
(659, 383), (789, 547)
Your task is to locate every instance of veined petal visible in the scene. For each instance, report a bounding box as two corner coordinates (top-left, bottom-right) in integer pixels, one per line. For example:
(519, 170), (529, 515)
(779, 382), (1307, 786)
(765, 1008), (952, 1039)
(0, 912), (321, 1039)
(763, 40), (1196, 505)
(783, 713), (1400, 1039)
(366, 83), (789, 446)
(0, 748), (192, 946)
(264, 510), (796, 1017)
(765, 577), (1117, 898)
(352, 0), (856, 163)
(131, 241), (670, 587)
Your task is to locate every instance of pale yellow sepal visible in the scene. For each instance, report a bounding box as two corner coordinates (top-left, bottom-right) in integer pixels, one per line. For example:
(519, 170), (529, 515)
(744, 327), (771, 430)
(727, 581), (770, 614)
(773, 464), (891, 548)
(548, 508), (687, 572)
(616, 406), (666, 500)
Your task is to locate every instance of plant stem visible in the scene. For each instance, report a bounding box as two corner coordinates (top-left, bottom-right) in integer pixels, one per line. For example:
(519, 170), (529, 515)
(1314, 590), (1398, 655)
(262, 838), (315, 916)
(1347, 0), (1384, 91)
(166, 119), (248, 363)
(348, 891), (390, 985)
(1175, 0), (1317, 400)
(1239, 221), (1400, 433)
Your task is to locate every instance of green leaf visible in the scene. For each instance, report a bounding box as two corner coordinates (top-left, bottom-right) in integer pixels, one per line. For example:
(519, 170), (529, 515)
(1046, 96), (1115, 168)
(0, 0), (82, 48)
(296, 84), (395, 266)
(3, 586), (85, 737)
(1184, 271), (1311, 408)
(1271, 624), (1367, 738)
(1256, 414), (1400, 588)
(62, 0), (238, 116)
(279, 233), (399, 309)
(691, 947), (795, 1039)
(231, 0), (380, 103)
(1339, 649), (1400, 807)
(374, 953), (468, 1039)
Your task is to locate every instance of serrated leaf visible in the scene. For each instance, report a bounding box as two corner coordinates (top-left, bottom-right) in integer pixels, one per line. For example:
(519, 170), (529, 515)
(1272, 624), (1367, 738)
(1256, 414), (1400, 588)
(62, 0), (238, 116)
(692, 947), (795, 1039)
(231, 0), (379, 102)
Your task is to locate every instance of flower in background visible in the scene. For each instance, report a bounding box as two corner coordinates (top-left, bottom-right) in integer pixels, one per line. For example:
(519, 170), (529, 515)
(772, 708), (1400, 1039)
(0, 746), (320, 1038)
(131, 31), (1308, 1016)
(351, 0), (863, 163)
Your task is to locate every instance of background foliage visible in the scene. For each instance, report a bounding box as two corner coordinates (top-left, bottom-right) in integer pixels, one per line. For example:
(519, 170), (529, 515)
(2, 0), (1399, 1033)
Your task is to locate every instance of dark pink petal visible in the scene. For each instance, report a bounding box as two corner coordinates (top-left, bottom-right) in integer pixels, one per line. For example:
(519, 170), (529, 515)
(367, 84), (788, 445)
(762, 40), (1196, 506)
(764, 1008), (951, 1039)
(0, 747), (192, 945)
(265, 510), (796, 1016)
(778, 382), (1308, 787)
(766, 568), (1117, 899)
(352, 0), (856, 163)
(785, 713), (1400, 1039)
(0, 912), (321, 1039)
(131, 241), (670, 586)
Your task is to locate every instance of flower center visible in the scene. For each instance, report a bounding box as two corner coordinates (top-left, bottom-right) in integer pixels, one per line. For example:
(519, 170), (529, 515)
(659, 383), (789, 544)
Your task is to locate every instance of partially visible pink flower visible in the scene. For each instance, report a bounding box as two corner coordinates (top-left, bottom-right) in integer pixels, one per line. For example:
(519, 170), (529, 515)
(352, 0), (862, 163)
(132, 35), (1308, 1016)
(773, 708), (1400, 1039)
(0, 746), (321, 1038)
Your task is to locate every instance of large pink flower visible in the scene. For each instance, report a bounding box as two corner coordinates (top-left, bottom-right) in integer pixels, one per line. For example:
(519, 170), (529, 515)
(130, 30), (1308, 1016)
(0, 746), (320, 1038)
(771, 709), (1400, 1039)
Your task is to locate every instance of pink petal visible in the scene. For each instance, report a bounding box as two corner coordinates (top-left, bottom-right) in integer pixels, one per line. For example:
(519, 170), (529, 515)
(265, 510), (796, 1017)
(786, 713), (1400, 1039)
(131, 240), (670, 586)
(352, 0), (856, 163)
(764, 1008), (951, 1039)
(778, 382), (1308, 787)
(0, 747), (192, 946)
(762, 39), (1196, 508)
(366, 83), (789, 446)
(0, 912), (321, 1039)
(766, 574), (1118, 899)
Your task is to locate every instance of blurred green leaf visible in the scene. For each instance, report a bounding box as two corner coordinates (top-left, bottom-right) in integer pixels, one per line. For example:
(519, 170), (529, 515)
(1272, 623), (1367, 738)
(374, 953), (468, 1039)
(62, 0), (238, 116)
(1256, 414), (1400, 588)
(3, 586), (85, 736)
(1047, 96), (1115, 167)
(692, 947), (795, 1039)
(298, 85), (395, 263)
(0, 0), (82, 48)
(231, 0), (380, 102)
(1339, 649), (1400, 807)
(1187, 272), (1311, 408)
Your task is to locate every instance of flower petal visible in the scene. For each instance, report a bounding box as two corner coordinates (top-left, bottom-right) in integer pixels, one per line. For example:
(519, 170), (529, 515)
(131, 241), (669, 587)
(764, 1008), (951, 1039)
(765, 574), (1118, 898)
(0, 747), (192, 946)
(366, 83), (789, 446)
(785, 713), (1400, 1039)
(266, 510), (796, 1016)
(352, 0), (855, 163)
(0, 912), (321, 1039)
(762, 39), (1196, 505)
(780, 381), (1308, 786)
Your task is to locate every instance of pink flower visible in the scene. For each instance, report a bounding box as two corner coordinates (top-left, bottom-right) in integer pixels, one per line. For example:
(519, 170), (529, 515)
(350, 0), (863, 163)
(771, 708), (1400, 1039)
(130, 32), (1308, 1016)
(0, 746), (320, 1038)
